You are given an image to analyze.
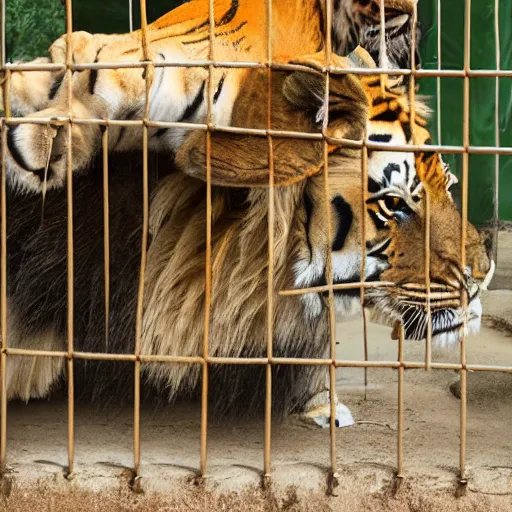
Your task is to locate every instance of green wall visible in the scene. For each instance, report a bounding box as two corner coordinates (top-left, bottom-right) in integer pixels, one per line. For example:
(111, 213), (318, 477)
(71, 1), (181, 34)
(418, 0), (512, 224)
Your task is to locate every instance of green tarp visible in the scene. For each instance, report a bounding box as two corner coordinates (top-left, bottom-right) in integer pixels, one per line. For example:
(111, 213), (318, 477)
(418, 0), (511, 224)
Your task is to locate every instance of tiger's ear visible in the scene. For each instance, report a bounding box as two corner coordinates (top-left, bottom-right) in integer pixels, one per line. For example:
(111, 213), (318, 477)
(174, 54), (368, 188)
(283, 52), (368, 142)
(415, 151), (455, 193)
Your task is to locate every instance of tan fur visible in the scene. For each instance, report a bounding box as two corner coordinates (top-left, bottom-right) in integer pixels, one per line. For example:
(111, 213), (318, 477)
(6, 304), (63, 400)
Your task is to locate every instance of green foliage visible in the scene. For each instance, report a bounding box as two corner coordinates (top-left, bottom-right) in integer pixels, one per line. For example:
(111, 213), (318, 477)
(5, 0), (182, 61)
(6, 0), (65, 61)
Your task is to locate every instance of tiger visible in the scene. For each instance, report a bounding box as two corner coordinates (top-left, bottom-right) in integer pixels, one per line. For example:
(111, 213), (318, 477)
(3, 0), (420, 193)
(3, 48), (493, 428)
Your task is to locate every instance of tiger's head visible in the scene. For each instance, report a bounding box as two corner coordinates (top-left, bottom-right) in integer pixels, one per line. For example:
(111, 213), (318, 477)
(299, 149), (492, 347)
(287, 67), (493, 347)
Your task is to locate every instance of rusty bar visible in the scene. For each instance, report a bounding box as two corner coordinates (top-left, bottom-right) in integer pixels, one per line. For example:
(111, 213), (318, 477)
(322, 0), (339, 488)
(263, 0), (274, 483)
(436, 0), (442, 145)
(0, 110), (8, 473)
(279, 281), (396, 296)
(0, 0), (8, 470)
(397, 322), (405, 480)
(4, 59), (512, 78)
(71, 60), (265, 71)
(6, 343), (512, 374)
(437, 30), (446, 139)
(411, 0), (432, 373)
(406, 0), (432, 372)
(64, 0), (75, 479)
(102, 127), (110, 350)
(424, 187), (432, 371)
(379, 0), (387, 70)
(199, 0), (215, 479)
(133, 0), (151, 481)
(264, 135), (274, 479)
(491, 0), (501, 264)
(459, 0), (471, 486)
(361, 140), (369, 400)
(129, 0), (134, 32)
(0, 0), (4, 66)
(5, 114), (512, 155)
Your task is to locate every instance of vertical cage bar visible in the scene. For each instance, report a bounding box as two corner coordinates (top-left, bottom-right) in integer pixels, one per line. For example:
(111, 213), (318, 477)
(133, 0), (152, 480)
(102, 127), (110, 350)
(322, 0), (339, 488)
(129, 0), (134, 32)
(436, 0), (442, 144)
(263, 0), (273, 483)
(0, 0), (7, 475)
(200, 0), (215, 478)
(360, 141), (369, 400)
(408, 1), (432, 371)
(0, 124), (7, 476)
(396, 321), (405, 481)
(64, 0), (75, 479)
(0, 125), (6, 475)
(378, 0), (387, 70)
(492, 0), (500, 264)
(378, 0), (388, 95)
(459, 0), (471, 486)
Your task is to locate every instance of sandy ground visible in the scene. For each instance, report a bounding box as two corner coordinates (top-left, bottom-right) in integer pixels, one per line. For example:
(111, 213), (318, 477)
(0, 233), (511, 510)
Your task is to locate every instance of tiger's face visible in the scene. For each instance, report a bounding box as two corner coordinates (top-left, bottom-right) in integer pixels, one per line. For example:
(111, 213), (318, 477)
(367, 152), (492, 345)
(296, 147), (493, 347)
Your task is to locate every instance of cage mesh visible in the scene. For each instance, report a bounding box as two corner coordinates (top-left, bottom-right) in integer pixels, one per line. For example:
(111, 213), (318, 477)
(0, 0), (508, 495)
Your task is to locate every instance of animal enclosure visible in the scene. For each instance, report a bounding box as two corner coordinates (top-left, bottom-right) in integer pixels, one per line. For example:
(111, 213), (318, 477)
(0, 0), (511, 508)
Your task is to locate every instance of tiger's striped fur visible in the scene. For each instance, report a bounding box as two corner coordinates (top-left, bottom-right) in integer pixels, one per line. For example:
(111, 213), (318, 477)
(4, 0), (418, 193)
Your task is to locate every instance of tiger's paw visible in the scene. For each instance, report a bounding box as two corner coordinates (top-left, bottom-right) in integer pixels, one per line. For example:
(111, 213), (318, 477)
(299, 391), (354, 428)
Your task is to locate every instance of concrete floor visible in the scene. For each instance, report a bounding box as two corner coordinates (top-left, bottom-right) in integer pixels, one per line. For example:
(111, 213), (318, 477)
(489, 231), (512, 290)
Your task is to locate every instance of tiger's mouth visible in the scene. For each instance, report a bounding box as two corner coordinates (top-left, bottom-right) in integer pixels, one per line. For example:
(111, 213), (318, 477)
(364, 282), (483, 347)
(305, 274), (484, 347)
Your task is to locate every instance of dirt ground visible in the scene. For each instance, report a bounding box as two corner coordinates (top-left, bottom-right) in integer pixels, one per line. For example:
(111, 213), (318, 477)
(0, 233), (511, 510)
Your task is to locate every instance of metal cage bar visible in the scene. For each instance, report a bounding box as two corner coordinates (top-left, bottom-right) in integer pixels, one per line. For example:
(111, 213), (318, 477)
(0, 0), (506, 495)
(4, 114), (512, 154)
(492, 0), (501, 264)
(64, 0), (76, 479)
(132, 0), (152, 483)
(199, 0), (216, 480)
(0, 0), (7, 476)
(102, 127), (110, 352)
(458, 0), (472, 490)
(360, 141), (369, 400)
(263, 0), (274, 485)
(436, 0), (442, 145)
(396, 321), (405, 484)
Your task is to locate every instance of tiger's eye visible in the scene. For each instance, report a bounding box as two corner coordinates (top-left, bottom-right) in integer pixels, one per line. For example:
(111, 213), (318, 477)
(379, 196), (412, 217)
